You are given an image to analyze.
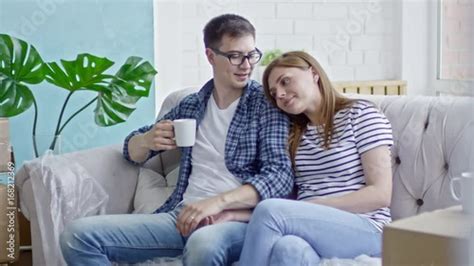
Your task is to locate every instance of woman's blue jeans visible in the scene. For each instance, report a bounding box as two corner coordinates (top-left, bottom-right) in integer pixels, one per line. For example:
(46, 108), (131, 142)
(239, 199), (383, 266)
(60, 206), (247, 266)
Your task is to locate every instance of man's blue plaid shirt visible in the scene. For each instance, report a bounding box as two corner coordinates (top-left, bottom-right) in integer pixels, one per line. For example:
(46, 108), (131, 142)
(123, 79), (294, 213)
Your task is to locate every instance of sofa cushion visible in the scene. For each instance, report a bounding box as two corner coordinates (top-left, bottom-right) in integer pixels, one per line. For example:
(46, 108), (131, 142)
(133, 167), (179, 214)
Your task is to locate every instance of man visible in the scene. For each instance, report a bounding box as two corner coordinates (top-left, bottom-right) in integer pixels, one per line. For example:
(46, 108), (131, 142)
(60, 14), (293, 265)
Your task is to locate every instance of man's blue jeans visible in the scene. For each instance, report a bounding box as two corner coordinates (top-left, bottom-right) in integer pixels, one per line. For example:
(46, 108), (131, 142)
(239, 199), (383, 266)
(60, 206), (247, 266)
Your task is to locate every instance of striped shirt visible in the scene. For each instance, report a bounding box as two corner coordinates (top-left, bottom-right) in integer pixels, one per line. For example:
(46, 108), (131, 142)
(295, 100), (393, 231)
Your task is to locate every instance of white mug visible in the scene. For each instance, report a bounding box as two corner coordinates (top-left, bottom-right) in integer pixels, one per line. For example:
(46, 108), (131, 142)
(450, 172), (474, 214)
(173, 119), (196, 147)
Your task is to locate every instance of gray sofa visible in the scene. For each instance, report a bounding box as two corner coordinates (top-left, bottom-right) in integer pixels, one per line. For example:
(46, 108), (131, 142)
(15, 88), (474, 265)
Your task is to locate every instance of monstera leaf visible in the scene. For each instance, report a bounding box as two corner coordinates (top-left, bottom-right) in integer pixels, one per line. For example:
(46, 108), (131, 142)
(0, 34), (158, 157)
(0, 34), (45, 117)
(43, 53), (114, 92)
(95, 56), (157, 126)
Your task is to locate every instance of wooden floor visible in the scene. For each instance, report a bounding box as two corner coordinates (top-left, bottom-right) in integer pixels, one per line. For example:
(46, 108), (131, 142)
(1, 212), (32, 266)
(8, 251), (31, 266)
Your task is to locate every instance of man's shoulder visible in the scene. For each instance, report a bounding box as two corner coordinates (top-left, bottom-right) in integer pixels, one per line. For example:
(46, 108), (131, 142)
(244, 81), (268, 105)
(179, 92), (200, 104)
(247, 80), (264, 94)
(172, 90), (203, 112)
(241, 83), (288, 126)
(177, 80), (214, 107)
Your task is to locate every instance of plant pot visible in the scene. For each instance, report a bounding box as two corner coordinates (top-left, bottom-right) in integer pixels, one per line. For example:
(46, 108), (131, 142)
(33, 134), (62, 157)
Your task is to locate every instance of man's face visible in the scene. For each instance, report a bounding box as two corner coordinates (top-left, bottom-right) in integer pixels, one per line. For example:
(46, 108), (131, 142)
(206, 34), (258, 90)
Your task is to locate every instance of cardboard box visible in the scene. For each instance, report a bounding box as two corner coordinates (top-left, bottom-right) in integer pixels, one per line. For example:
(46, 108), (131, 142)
(0, 118), (9, 142)
(0, 148), (11, 173)
(383, 206), (473, 266)
(0, 183), (19, 263)
(0, 118), (10, 172)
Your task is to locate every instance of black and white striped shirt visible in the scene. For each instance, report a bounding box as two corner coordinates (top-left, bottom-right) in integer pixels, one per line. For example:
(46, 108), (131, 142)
(295, 100), (393, 231)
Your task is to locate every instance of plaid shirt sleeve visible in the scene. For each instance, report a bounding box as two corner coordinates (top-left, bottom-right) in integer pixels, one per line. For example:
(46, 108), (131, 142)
(241, 98), (294, 200)
(122, 104), (182, 164)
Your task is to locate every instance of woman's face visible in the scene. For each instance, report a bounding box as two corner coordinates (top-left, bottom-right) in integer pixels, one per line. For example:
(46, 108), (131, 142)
(267, 66), (321, 116)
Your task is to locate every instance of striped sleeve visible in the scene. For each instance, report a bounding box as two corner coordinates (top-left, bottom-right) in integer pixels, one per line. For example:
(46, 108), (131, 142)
(352, 102), (393, 154)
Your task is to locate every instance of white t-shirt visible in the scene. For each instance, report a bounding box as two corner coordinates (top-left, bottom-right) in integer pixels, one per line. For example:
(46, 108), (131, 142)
(295, 100), (393, 231)
(183, 95), (241, 203)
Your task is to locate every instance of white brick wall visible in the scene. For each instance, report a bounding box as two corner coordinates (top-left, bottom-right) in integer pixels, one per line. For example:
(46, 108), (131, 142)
(347, 51), (363, 65)
(277, 3), (313, 18)
(155, 0), (400, 90)
(313, 4), (348, 19)
(440, 0), (473, 80)
(276, 35), (313, 50)
(257, 19), (293, 34)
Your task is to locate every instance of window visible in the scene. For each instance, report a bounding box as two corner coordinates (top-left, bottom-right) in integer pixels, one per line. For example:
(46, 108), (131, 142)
(438, 0), (473, 81)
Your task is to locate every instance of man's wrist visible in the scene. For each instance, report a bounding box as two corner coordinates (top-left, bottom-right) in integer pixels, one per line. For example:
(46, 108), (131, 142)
(217, 184), (260, 210)
(217, 193), (230, 209)
(135, 133), (152, 156)
(137, 133), (151, 149)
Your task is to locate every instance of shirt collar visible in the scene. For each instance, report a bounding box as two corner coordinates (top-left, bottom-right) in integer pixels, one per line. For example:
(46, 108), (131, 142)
(196, 79), (261, 106)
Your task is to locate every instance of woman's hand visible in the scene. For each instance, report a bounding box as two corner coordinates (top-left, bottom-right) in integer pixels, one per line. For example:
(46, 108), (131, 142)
(211, 209), (252, 223)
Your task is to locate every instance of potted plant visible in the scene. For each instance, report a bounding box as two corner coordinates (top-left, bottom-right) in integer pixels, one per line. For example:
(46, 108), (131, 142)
(260, 48), (283, 67)
(253, 49), (283, 83)
(0, 34), (157, 157)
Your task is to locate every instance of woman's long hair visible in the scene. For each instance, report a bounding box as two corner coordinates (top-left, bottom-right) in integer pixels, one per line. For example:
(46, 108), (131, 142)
(262, 51), (354, 167)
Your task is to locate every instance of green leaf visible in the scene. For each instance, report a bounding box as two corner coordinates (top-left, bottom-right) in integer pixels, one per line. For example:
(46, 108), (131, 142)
(94, 56), (157, 127)
(260, 49), (283, 66)
(0, 79), (35, 117)
(111, 56), (157, 97)
(94, 91), (140, 126)
(44, 53), (114, 92)
(0, 34), (45, 117)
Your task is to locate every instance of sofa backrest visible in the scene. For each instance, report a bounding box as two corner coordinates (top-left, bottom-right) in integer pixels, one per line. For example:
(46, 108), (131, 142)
(357, 95), (474, 220)
(156, 88), (474, 221)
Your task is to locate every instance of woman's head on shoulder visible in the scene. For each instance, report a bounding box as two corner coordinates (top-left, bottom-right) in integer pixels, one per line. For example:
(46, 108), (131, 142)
(261, 51), (355, 163)
(261, 51), (352, 122)
(262, 52), (320, 117)
(262, 52), (324, 117)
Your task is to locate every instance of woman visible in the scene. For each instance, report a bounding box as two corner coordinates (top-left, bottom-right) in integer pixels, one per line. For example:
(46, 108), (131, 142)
(239, 51), (393, 265)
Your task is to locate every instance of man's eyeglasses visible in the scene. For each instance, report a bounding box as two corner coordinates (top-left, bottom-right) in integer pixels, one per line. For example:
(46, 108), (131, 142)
(211, 48), (262, 66)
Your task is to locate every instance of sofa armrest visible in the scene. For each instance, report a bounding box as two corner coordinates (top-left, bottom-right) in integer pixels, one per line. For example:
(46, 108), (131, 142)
(16, 144), (141, 216)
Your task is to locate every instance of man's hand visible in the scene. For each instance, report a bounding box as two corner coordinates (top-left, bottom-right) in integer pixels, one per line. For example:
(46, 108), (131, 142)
(176, 196), (225, 236)
(128, 120), (177, 163)
(143, 120), (177, 151)
(179, 209), (253, 236)
(176, 185), (259, 236)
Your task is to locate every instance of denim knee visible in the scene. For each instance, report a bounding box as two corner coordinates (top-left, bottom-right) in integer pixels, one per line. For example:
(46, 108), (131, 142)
(252, 199), (287, 221)
(184, 222), (246, 266)
(270, 235), (320, 266)
(183, 227), (227, 266)
(60, 219), (97, 260)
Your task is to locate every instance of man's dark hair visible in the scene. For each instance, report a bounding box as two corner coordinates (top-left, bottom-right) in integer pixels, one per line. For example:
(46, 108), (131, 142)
(203, 14), (256, 49)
